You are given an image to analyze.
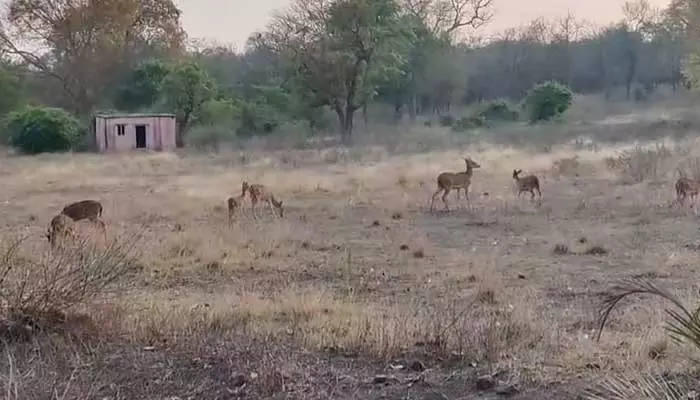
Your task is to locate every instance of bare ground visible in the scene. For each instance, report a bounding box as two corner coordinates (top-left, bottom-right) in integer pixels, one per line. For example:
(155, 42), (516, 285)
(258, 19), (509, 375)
(1, 138), (700, 399)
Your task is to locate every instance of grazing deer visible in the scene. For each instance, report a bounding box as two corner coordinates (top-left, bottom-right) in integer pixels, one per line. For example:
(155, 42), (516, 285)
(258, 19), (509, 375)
(429, 157), (481, 212)
(242, 181), (284, 219)
(227, 194), (246, 224)
(45, 213), (76, 249)
(675, 176), (700, 206)
(513, 169), (542, 201)
(59, 200), (107, 240)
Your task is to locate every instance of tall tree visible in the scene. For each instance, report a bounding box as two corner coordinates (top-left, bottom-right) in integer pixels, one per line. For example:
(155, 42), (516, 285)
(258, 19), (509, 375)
(161, 60), (215, 146)
(254, 0), (413, 141)
(0, 0), (186, 114)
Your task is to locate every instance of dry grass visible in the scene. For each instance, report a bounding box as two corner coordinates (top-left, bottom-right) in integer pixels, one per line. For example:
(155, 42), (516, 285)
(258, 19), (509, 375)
(3, 115), (700, 397)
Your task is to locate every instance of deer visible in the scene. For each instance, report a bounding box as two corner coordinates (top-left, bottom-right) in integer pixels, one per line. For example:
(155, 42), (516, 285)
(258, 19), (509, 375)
(675, 176), (700, 206)
(227, 195), (245, 224)
(241, 181), (284, 219)
(45, 213), (76, 250)
(57, 200), (107, 241)
(512, 169), (542, 201)
(429, 157), (481, 212)
(227, 182), (249, 225)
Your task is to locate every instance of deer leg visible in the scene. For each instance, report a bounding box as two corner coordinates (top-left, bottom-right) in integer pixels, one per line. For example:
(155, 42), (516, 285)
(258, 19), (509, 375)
(676, 191), (685, 207)
(442, 187), (451, 211)
(251, 198), (259, 220)
(99, 218), (107, 241)
(267, 200), (276, 217)
(430, 188), (443, 212)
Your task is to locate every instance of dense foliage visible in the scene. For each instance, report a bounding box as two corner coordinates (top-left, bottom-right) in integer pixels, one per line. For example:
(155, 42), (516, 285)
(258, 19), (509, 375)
(5, 107), (83, 154)
(0, 0), (697, 151)
(523, 81), (574, 122)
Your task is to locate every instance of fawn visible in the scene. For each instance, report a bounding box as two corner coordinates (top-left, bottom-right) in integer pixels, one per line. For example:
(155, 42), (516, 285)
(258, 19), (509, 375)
(227, 182), (249, 224)
(430, 157), (481, 212)
(45, 213), (76, 249)
(58, 200), (107, 241)
(242, 181), (284, 219)
(675, 176), (700, 206)
(512, 169), (542, 201)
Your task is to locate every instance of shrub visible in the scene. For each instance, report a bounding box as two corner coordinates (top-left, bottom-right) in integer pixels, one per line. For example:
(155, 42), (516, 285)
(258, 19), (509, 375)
(452, 115), (485, 132)
(187, 125), (237, 150)
(438, 115), (455, 127)
(0, 233), (140, 340)
(4, 106), (84, 154)
(477, 100), (519, 122)
(522, 81), (573, 123)
(604, 144), (673, 183)
(238, 101), (282, 137)
(196, 99), (241, 127)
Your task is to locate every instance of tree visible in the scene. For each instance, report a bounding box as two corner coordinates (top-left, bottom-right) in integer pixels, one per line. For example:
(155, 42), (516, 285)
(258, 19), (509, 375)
(115, 59), (173, 111)
(0, 0), (186, 115)
(401, 0), (493, 38)
(667, 0), (700, 89)
(161, 61), (215, 146)
(254, 0), (413, 141)
(0, 61), (27, 115)
(395, 0), (493, 119)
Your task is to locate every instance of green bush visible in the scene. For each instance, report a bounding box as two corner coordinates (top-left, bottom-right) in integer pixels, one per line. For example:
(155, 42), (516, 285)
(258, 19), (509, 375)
(237, 101), (282, 136)
(452, 115), (485, 132)
(477, 100), (519, 122)
(522, 81), (573, 123)
(4, 107), (84, 154)
(186, 125), (237, 150)
(438, 115), (455, 127)
(196, 99), (241, 127)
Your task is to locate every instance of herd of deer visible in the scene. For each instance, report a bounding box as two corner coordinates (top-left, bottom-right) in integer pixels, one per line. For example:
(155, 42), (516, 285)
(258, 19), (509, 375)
(429, 157), (542, 212)
(44, 157), (700, 249)
(45, 181), (285, 249)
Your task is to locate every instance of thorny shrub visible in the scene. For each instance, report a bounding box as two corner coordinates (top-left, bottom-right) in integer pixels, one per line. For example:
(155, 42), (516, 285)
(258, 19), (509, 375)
(0, 233), (141, 337)
(604, 144), (673, 183)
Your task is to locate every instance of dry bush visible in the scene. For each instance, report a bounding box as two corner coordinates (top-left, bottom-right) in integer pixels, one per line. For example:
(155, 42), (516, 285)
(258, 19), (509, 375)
(674, 156), (700, 180)
(552, 155), (581, 177)
(0, 233), (141, 337)
(604, 144), (674, 183)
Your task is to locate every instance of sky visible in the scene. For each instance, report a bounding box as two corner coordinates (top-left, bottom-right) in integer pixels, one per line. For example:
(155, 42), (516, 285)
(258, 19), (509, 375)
(174, 0), (672, 50)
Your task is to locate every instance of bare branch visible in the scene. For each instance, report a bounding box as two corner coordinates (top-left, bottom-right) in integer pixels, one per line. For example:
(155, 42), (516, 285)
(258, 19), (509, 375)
(401, 0), (493, 37)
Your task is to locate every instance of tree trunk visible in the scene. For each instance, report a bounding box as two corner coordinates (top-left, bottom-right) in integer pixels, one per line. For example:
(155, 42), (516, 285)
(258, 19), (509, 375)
(394, 102), (402, 123)
(408, 93), (417, 122)
(335, 107), (354, 143)
(176, 120), (187, 148)
(362, 103), (368, 130)
(342, 107), (355, 143)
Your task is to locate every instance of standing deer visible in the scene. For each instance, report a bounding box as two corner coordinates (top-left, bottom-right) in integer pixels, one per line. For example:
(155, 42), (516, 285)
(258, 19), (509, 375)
(242, 181), (284, 219)
(675, 176), (700, 206)
(429, 157), (481, 212)
(57, 200), (107, 241)
(226, 181), (250, 225)
(45, 213), (76, 249)
(513, 169), (542, 201)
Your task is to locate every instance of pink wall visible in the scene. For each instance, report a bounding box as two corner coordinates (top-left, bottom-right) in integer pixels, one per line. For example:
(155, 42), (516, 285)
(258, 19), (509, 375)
(94, 115), (177, 152)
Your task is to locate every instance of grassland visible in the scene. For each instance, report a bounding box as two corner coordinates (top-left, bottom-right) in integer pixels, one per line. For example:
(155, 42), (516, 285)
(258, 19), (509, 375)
(3, 95), (700, 399)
